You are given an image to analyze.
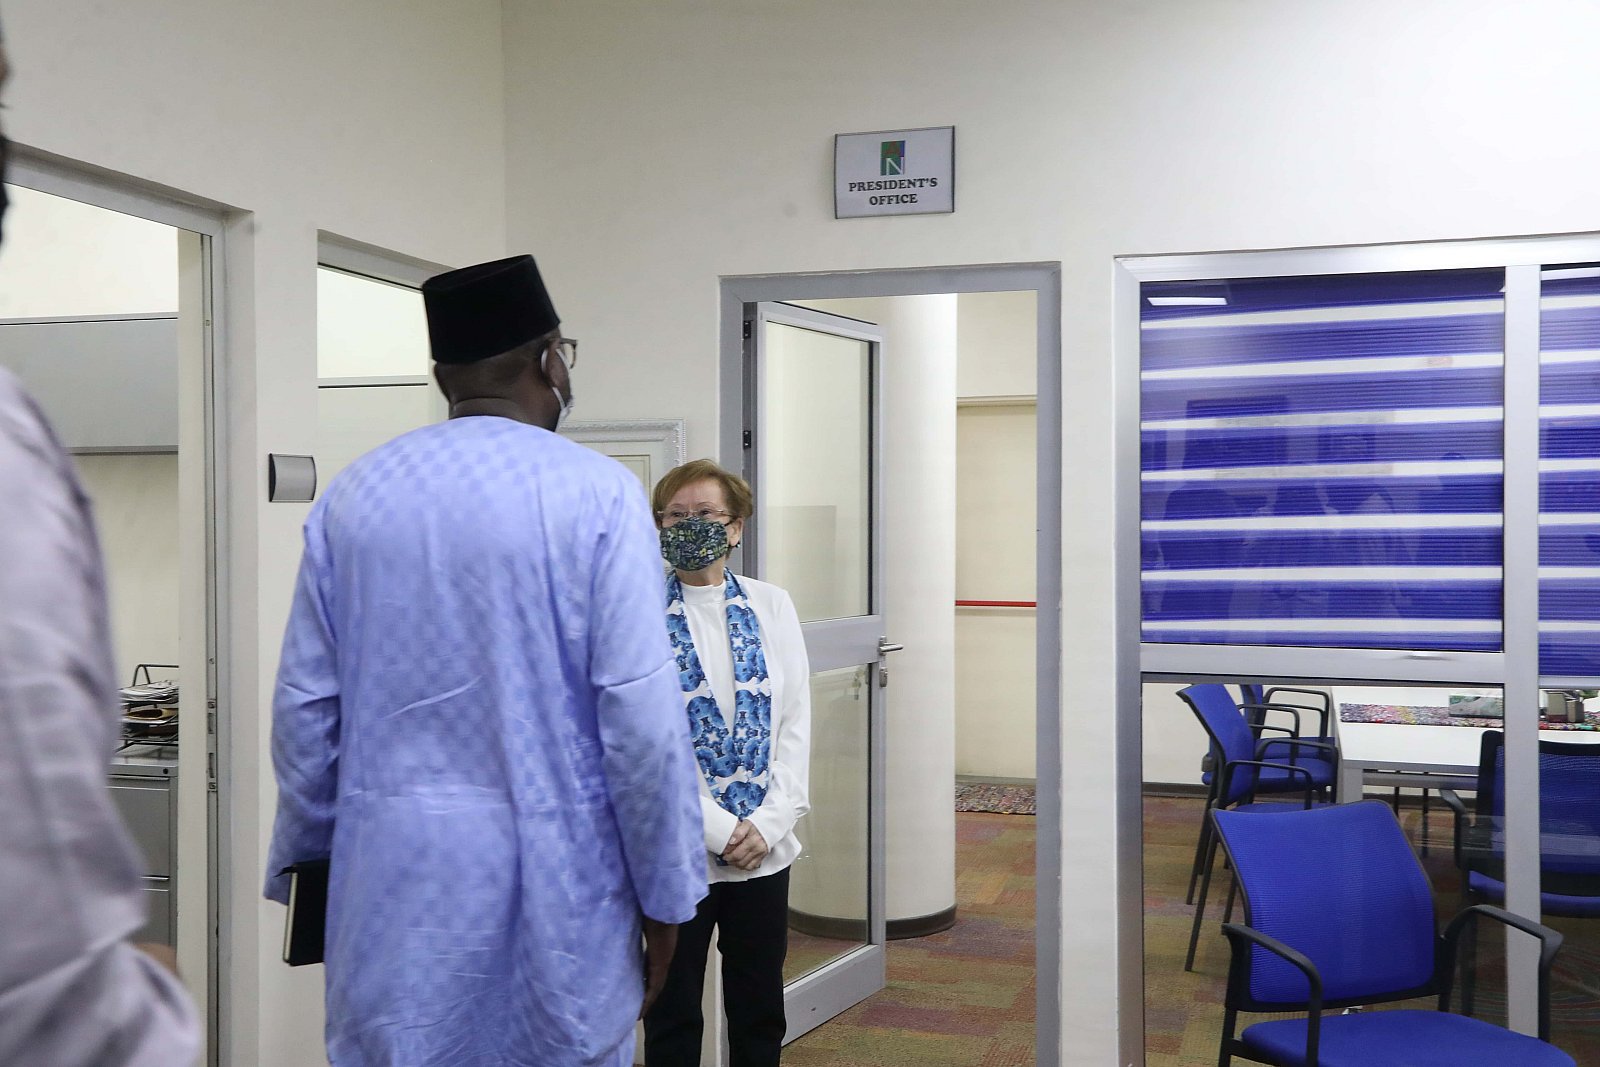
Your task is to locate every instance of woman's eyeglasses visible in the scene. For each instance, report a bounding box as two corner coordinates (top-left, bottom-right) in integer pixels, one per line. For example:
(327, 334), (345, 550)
(658, 507), (733, 526)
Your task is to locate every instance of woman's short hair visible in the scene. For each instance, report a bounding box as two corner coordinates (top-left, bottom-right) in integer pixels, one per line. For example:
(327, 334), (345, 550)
(651, 459), (754, 520)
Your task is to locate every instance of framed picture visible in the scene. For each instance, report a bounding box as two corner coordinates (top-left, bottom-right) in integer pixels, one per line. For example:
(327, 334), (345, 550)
(561, 419), (686, 496)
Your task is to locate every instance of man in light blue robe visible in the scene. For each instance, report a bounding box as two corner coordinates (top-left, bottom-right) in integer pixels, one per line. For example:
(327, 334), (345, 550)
(264, 255), (706, 1067)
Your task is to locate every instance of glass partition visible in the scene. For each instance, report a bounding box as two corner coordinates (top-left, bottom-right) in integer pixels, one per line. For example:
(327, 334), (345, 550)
(1131, 256), (1566, 1063)
(760, 321), (872, 623)
(784, 664), (871, 981)
(1536, 264), (1600, 1057)
(316, 265), (435, 483)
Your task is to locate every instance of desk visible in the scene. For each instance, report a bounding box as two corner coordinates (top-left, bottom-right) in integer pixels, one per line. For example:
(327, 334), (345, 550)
(1332, 687), (1600, 804)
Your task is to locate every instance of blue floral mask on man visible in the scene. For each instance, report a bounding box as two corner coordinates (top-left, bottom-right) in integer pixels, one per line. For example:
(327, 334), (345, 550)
(661, 516), (731, 572)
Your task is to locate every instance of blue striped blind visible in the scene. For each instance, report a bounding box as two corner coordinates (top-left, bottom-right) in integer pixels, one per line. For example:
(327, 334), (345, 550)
(1540, 267), (1600, 678)
(1139, 269), (1505, 651)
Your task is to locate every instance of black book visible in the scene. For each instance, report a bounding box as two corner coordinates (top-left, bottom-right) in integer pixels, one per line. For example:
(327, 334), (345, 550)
(281, 859), (330, 967)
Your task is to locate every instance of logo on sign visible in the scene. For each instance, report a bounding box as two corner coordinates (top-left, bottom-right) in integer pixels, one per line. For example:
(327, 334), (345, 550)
(880, 140), (906, 176)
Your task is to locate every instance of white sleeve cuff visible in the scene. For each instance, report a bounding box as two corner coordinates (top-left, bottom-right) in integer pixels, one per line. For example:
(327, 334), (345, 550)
(701, 797), (740, 856)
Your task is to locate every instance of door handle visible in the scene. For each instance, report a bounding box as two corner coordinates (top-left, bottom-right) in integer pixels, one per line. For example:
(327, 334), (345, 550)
(878, 638), (904, 656)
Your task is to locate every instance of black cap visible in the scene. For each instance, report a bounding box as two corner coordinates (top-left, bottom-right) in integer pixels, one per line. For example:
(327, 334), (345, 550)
(421, 255), (559, 365)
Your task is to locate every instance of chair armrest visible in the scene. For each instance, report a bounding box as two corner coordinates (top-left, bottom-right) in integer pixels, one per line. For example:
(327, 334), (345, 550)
(1264, 687), (1333, 735)
(1256, 736), (1340, 777)
(1438, 789), (1470, 871)
(1240, 702), (1304, 736)
(1441, 905), (1565, 1040)
(1221, 758), (1318, 807)
(1221, 922), (1326, 1061)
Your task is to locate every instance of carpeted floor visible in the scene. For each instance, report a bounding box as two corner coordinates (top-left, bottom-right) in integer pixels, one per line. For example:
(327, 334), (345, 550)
(776, 789), (1599, 1066)
(1143, 794), (1600, 1065)
(783, 810), (1037, 1066)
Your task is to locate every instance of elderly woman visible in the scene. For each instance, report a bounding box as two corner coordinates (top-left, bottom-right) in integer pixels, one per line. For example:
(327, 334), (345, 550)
(643, 459), (811, 1067)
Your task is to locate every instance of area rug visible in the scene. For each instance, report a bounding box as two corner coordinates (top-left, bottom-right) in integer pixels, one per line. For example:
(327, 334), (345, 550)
(955, 782), (1036, 815)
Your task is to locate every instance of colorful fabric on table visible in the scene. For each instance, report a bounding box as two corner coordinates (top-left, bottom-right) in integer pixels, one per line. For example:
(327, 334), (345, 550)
(1339, 703), (1600, 731)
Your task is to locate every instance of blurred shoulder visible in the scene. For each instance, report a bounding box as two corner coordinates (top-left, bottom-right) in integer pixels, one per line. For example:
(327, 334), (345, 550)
(0, 368), (74, 483)
(0, 367), (53, 448)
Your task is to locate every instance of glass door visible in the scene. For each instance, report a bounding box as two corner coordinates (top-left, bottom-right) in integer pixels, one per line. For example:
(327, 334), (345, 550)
(743, 302), (890, 1041)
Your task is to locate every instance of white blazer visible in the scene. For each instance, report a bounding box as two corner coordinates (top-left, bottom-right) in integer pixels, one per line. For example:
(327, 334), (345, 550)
(675, 573), (812, 883)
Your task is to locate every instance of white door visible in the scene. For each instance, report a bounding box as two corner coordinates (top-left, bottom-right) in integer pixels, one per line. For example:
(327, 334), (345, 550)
(741, 302), (892, 1041)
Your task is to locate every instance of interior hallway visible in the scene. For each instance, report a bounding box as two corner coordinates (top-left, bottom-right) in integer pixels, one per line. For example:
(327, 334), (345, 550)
(785, 808), (1037, 1066)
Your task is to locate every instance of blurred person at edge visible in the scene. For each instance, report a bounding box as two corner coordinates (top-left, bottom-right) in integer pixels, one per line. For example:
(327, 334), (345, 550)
(264, 255), (707, 1066)
(0, 21), (202, 1067)
(644, 460), (812, 1067)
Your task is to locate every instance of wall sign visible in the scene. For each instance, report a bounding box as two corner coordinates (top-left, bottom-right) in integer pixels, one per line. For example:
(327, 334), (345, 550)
(834, 126), (954, 219)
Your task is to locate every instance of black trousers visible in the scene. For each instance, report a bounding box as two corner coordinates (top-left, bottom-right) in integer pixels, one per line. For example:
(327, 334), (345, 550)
(644, 867), (790, 1067)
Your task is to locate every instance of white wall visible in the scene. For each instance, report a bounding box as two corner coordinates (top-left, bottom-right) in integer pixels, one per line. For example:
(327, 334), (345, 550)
(955, 402), (1037, 780)
(953, 291), (1038, 781)
(1141, 683), (1210, 787)
(75, 454), (182, 686)
(5, 3), (508, 1064)
(956, 291), (1036, 401)
(503, 2), (1600, 1059)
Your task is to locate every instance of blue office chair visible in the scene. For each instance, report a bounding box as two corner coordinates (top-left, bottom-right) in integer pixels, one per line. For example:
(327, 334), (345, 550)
(1185, 684), (1339, 906)
(1180, 683), (1339, 971)
(1212, 801), (1572, 1066)
(1441, 730), (1600, 916)
(1440, 731), (1600, 1012)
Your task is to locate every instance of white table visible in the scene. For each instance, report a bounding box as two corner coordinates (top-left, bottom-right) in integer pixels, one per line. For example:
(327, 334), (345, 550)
(1331, 686), (1600, 804)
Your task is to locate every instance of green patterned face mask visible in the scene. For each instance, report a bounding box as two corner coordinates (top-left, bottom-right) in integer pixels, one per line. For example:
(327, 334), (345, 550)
(660, 516), (731, 572)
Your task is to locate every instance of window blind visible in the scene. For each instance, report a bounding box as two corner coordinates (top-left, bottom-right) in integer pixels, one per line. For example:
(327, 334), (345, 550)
(1140, 269), (1506, 651)
(1540, 267), (1600, 678)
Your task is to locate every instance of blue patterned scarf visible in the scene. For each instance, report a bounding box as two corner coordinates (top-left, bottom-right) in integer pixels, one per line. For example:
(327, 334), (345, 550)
(665, 572), (774, 820)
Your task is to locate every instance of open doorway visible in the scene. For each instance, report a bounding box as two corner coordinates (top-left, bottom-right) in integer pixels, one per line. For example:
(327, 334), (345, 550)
(0, 177), (224, 1060)
(714, 267), (1061, 1067)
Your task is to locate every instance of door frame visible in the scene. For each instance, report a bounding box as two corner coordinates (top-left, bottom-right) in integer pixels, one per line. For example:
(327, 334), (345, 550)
(7, 144), (232, 1066)
(719, 263), (1064, 1065)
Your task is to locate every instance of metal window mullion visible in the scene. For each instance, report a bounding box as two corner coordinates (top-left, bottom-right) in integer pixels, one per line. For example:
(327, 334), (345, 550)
(1501, 263), (1543, 1036)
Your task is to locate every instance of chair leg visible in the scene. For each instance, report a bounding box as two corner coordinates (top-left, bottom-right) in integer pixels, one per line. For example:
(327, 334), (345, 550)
(1421, 787), (1431, 856)
(1461, 895), (1480, 1016)
(1222, 874), (1238, 924)
(1216, 1009), (1237, 1067)
(1186, 800), (1214, 906)
(1392, 786), (1401, 814)
(1187, 833), (1220, 972)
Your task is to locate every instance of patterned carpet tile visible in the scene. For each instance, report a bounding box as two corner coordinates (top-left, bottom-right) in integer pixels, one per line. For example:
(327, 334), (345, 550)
(856, 1000), (1003, 1036)
(783, 812), (1037, 1066)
